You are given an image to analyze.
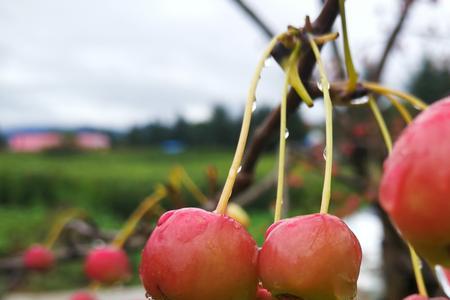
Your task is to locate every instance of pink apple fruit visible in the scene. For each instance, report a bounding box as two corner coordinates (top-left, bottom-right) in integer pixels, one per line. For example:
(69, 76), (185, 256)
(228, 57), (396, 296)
(380, 98), (450, 267)
(258, 213), (362, 300)
(23, 244), (54, 271)
(403, 294), (448, 300)
(139, 207), (258, 300)
(70, 291), (97, 300)
(84, 245), (131, 284)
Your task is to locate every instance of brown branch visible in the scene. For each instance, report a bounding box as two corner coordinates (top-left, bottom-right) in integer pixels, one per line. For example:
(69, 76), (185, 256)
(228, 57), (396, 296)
(230, 0), (275, 39)
(369, 0), (415, 81)
(230, 0), (341, 196)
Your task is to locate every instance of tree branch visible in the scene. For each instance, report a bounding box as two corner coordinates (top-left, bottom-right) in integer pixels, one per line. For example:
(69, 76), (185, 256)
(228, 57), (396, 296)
(369, 0), (415, 81)
(231, 0), (341, 195)
(230, 0), (275, 39)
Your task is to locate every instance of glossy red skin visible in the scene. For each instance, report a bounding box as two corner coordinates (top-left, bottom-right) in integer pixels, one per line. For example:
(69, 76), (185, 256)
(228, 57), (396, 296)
(258, 213), (362, 300)
(256, 285), (276, 300)
(380, 98), (450, 267)
(84, 246), (131, 284)
(23, 245), (54, 271)
(70, 291), (97, 300)
(140, 207), (259, 300)
(403, 294), (448, 300)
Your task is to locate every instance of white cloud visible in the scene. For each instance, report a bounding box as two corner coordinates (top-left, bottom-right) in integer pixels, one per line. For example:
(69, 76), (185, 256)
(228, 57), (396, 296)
(0, 0), (449, 130)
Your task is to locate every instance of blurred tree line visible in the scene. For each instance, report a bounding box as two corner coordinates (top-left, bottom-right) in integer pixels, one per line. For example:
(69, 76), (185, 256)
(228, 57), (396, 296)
(0, 57), (448, 151)
(122, 105), (307, 148)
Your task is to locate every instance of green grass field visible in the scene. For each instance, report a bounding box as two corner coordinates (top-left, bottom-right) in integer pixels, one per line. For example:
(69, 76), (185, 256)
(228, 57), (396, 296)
(0, 148), (356, 292)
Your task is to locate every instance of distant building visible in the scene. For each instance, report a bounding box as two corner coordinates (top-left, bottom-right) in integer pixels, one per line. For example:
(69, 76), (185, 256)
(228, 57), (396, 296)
(8, 132), (63, 152)
(75, 132), (110, 150)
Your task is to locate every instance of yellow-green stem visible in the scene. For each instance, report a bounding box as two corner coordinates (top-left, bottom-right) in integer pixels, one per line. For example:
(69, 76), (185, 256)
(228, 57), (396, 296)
(179, 167), (208, 204)
(309, 36), (334, 214)
(314, 32), (339, 45)
(287, 42), (314, 107)
(368, 95), (428, 297)
(368, 96), (392, 152)
(112, 186), (166, 248)
(44, 210), (84, 249)
(384, 94), (413, 124)
(216, 33), (286, 214)
(339, 0), (358, 91)
(408, 244), (429, 296)
(274, 64), (291, 222)
(363, 82), (428, 110)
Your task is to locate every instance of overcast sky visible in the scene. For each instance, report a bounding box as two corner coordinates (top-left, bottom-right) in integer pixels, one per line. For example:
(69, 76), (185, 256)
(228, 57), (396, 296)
(0, 0), (449, 131)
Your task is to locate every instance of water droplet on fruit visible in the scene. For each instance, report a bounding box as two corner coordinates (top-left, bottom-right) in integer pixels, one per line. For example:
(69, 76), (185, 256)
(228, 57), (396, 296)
(237, 166), (242, 173)
(435, 265), (450, 297)
(285, 129), (290, 139)
(350, 96), (369, 105)
(252, 102), (257, 112)
(145, 292), (154, 300)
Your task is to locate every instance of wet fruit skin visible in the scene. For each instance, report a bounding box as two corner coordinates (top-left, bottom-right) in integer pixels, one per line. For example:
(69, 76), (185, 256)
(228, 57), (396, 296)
(84, 246), (131, 284)
(140, 207), (259, 300)
(256, 285), (276, 300)
(70, 291), (97, 300)
(380, 98), (450, 267)
(23, 244), (55, 271)
(258, 213), (362, 300)
(403, 294), (448, 300)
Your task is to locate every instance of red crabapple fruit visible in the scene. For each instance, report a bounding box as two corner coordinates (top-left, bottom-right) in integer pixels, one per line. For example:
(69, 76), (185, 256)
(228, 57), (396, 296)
(380, 97), (450, 267)
(258, 213), (362, 300)
(403, 295), (448, 300)
(84, 245), (131, 284)
(23, 244), (54, 271)
(139, 207), (259, 300)
(70, 291), (97, 300)
(256, 285), (276, 300)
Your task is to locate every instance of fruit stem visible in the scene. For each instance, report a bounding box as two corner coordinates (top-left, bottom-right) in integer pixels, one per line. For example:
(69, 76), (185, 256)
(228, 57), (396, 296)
(215, 33), (286, 214)
(178, 166), (208, 204)
(309, 35), (334, 215)
(363, 82), (428, 110)
(44, 209), (85, 249)
(287, 42), (314, 107)
(274, 48), (298, 222)
(408, 244), (429, 296)
(384, 94), (413, 124)
(368, 95), (392, 152)
(112, 185), (166, 249)
(368, 95), (428, 297)
(338, 0), (358, 91)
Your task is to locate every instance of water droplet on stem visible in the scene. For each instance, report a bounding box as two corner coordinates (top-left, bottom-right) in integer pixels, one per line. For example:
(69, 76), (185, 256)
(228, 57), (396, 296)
(285, 129), (290, 139)
(237, 166), (242, 173)
(252, 102), (257, 112)
(350, 96), (369, 105)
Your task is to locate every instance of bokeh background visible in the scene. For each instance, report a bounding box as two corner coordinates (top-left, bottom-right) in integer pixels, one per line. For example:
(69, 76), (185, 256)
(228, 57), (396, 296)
(1, 0), (449, 299)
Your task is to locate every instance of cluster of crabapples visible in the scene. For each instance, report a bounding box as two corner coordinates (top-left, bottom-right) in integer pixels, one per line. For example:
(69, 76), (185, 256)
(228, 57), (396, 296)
(23, 244), (131, 300)
(139, 97), (450, 300)
(139, 209), (362, 300)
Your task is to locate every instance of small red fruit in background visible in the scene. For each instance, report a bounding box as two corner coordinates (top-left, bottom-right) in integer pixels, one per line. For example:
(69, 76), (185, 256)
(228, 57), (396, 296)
(84, 245), (131, 284)
(380, 98), (450, 267)
(403, 294), (448, 300)
(70, 291), (96, 300)
(258, 213), (362, 300)
(23, 244), (54, 271)
(140, 207), (258, 300)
